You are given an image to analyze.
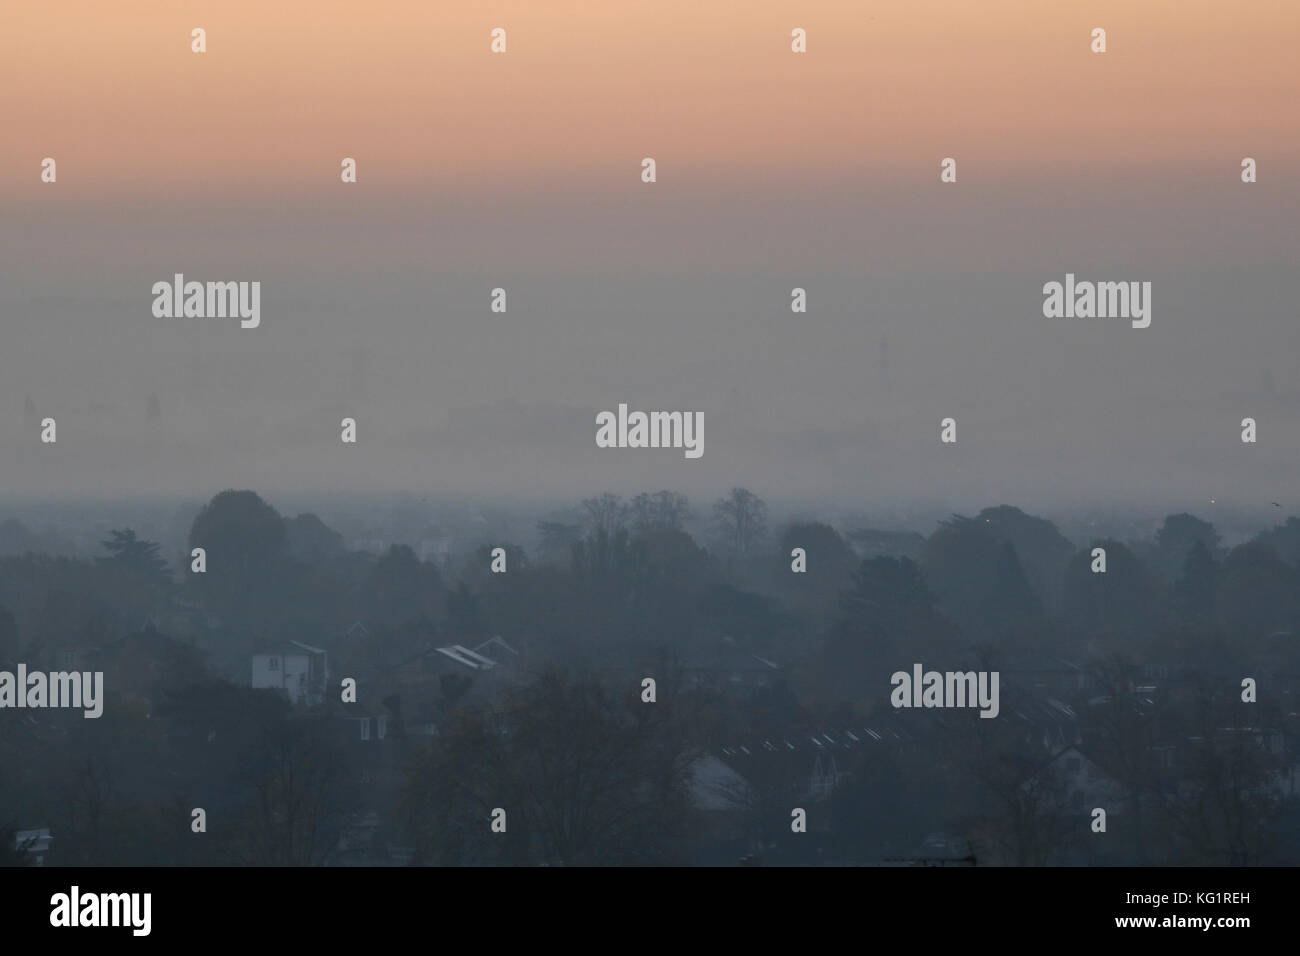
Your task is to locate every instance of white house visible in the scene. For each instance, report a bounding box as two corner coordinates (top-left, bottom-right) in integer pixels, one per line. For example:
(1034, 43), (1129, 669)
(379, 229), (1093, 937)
(251, 641), (328, 705)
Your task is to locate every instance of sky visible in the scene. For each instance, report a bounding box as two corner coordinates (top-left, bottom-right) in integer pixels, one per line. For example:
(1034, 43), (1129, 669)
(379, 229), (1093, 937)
(2, 0), (1298, 515)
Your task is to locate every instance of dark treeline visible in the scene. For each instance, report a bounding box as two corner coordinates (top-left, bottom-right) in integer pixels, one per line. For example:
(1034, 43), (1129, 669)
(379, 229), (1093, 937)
(3, 488), (1300, 866)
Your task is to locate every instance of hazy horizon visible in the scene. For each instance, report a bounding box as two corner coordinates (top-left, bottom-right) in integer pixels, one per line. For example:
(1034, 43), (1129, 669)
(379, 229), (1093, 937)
(4, 0), (1297, 508)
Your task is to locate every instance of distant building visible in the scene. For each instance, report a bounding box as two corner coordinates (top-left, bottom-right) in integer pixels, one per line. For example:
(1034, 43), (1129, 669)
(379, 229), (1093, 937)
(378, 637), (517, 736)
(475, 635), (518, 660)
(434, 644), (498, 671)
(343, 713), (389, 742)
(251, 641), (328, 705)
(683, 647), (781, 694)
(689, 754), (756, 812)
(14, 827), (51, 866)
(1045, 744), (1127, 816)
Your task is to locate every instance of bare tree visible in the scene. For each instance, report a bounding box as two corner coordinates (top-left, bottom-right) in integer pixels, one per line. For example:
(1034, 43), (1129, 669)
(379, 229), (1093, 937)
(631, 491), (691, 533)
(404, 670), (696, 865)
(710, 488), (768, 559)
(581, 494), (628, 538)
(942, 711), (1078, 865)
(1153, 685), (1285, 865)
(239, 722), (346, 866)
(58, 756), (114, 865)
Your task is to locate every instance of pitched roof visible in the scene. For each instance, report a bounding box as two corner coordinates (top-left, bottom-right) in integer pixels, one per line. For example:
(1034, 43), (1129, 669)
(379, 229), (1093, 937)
(475, 635), (518, 657)
(435, 645), (497, 670)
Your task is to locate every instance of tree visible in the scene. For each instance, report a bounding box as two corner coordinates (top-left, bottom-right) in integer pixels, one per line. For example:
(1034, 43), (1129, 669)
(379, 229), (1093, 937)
(404, 670), (695, 865)
(625, 527), (718, 647)
(1062, 539), (1158, 639)
(710, 488), (768, 560)
(1215, 541), (1299, 639)
(962, 740), (1077, 866)
(581, 494), (627, 538)
(1172, 539), (1217, 625)
(1255, 516), (1300, 568)
(920, 516), (1002, 628)
(360, 544), (441, 629)
(778, 522), (856, 584)
(187, 490), (289, 629)
(238, 720), (349, 866)
(1153, 687), (1285, 864)
(975, 506), (1075, 610)
(535, 521), (581, 564)
(698, 584), (784, 650)
(57, 755), (115, 865)
(97, 529), (171, 581)
(630, 491), (691, 533)
(1154, 513), (1221, 582)
(823, 556), (950, 706)
(979, 540), (1043, 636)
(1081, 655), (1164, 865)
(570, 526), (637, 644)
(90, 530), (175, 633)
(0, 519), (44, 557)
(445, 580), (489, 638)
(285, 513), (346, 563)
(840, 556), (937, 634)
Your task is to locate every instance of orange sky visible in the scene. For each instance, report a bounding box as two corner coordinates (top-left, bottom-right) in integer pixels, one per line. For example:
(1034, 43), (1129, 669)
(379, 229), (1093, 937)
(2, 1), (1298, 502)
(4, 0), (1298, 201)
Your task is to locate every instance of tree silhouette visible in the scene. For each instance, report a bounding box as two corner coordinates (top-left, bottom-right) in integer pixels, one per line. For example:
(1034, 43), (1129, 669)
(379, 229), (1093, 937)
(97, 529), (171, 582)
(187, 490), (289, 631)
(1173, 539), (1217, 625)
(630, 491), (691, 533)
(1154, 513), (1221, 581)
(710, 488), (768, 560)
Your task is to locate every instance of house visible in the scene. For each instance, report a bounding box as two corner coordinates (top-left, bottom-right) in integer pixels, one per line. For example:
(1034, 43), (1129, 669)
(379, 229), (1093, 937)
(52, 645), (104, 674)
(690, 754), (757, 813)
(434, 644), (498, 670)
(1002, 655), (1091, 698)
(13, 827), (52, 866)
(683, 646), (781, 695)
(1005, 695), (1082, 755)
(342, 712), (389, 742)
(688, 754), (760, 862)
(1046, 744), (1128, 817)
(251, 641), (328, 705)
(344, 637), (518, 739)
(475, 635), (518, 660)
